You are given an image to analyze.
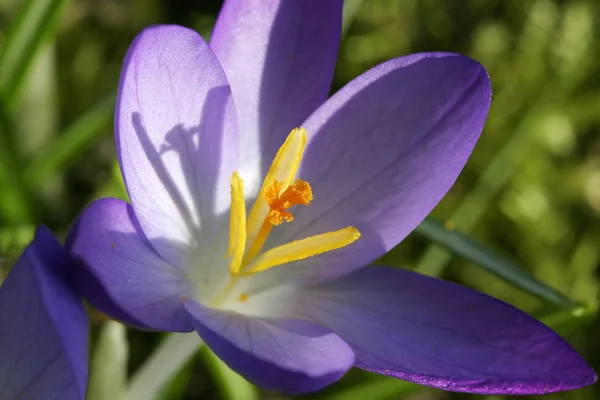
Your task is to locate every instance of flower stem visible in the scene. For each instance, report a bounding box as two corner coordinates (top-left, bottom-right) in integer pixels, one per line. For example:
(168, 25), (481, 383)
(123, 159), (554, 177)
(127, 332), (202, 400)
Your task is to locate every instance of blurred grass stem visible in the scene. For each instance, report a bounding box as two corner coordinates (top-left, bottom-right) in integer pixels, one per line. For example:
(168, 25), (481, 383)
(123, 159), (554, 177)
(127, 333), (202, 400)
(0, 0), (71, 109)
(200, 348), (258, 400)
(24, 95), (115, 188)
(0, 102), (34, 222)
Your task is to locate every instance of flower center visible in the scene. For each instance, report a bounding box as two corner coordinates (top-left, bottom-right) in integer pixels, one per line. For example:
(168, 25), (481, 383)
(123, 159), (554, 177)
(225, 127), (360, 280)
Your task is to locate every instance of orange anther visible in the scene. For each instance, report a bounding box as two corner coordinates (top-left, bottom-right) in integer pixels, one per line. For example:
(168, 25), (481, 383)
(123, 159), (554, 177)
(263, 179), (312, 226)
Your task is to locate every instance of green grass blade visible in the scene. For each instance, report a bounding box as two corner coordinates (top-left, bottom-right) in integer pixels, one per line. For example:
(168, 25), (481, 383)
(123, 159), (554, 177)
(199, 347), (258, 400)
(414, 218), (578, 309)
(88, 321), (128, 400)
(156, 357), (195, 400)
(0, 101), (33, 222)
(342, 0), (364, 35)
(539, 305), (598, 337)
(24, 95), (115, 188)
(127, 333), (202, 400)
(0, 0), (71, 108)
(0, 225), (35, 254)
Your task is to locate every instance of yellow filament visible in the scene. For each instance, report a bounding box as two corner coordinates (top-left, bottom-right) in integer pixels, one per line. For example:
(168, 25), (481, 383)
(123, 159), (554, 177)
(242, 219), (273, 268)
(246, 127), (307, 249)
(227, 172), (247, 275)
(242, 227), (361, 275)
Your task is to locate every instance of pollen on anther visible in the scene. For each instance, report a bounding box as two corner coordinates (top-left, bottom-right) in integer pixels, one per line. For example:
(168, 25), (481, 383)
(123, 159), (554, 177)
(264, 180), (283, 206)
(290, 179), (313, 204)
(264, 178), (313, 226)
(268, 209), (293, 225)
(239, 293), (249, 302)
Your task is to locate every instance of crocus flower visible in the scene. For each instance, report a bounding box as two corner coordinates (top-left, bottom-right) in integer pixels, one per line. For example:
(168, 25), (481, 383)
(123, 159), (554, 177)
(66, 0), (596, 394)
(0, 226), (88, 400)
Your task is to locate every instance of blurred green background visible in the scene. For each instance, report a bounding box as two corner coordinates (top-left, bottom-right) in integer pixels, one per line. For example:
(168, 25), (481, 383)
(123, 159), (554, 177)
(0, 0), (598, 399)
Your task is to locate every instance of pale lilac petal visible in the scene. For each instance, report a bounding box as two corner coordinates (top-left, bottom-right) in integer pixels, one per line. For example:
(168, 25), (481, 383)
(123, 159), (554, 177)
(282, 267), (597, 394)
(117, 25), (238, 267)
(184, 300), (354, 394)
(256, 53), (491, 286)
(0, 226), (88, 400)
(210, 0), (342, 192)
(66, 198), (193, 332)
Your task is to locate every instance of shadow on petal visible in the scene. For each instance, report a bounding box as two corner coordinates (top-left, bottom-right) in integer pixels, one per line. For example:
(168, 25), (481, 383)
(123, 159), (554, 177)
(126, 85), (235, 276)
(115, 25), (238, 271)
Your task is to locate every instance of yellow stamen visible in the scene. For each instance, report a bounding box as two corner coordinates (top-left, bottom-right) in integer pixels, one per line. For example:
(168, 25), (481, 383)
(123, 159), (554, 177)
(242, 219), (273, 267)
(227, 172), (247, 275)
(246, 127), (307, 253)
(220, 127), (360, 295)
(243, 178), (313, 263)
(242, 227), (361, 275)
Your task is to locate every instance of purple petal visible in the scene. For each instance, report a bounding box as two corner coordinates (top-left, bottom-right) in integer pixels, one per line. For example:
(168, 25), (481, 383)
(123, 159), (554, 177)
(184, 300), (354, 394)
(117, 25), (238, 267)
(0, 226), (88, 400)
(210, 0), (342, 191)
(66, 198), (193, 332)
(261, 53), (491, 285)
(287, 267), (597, 394)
